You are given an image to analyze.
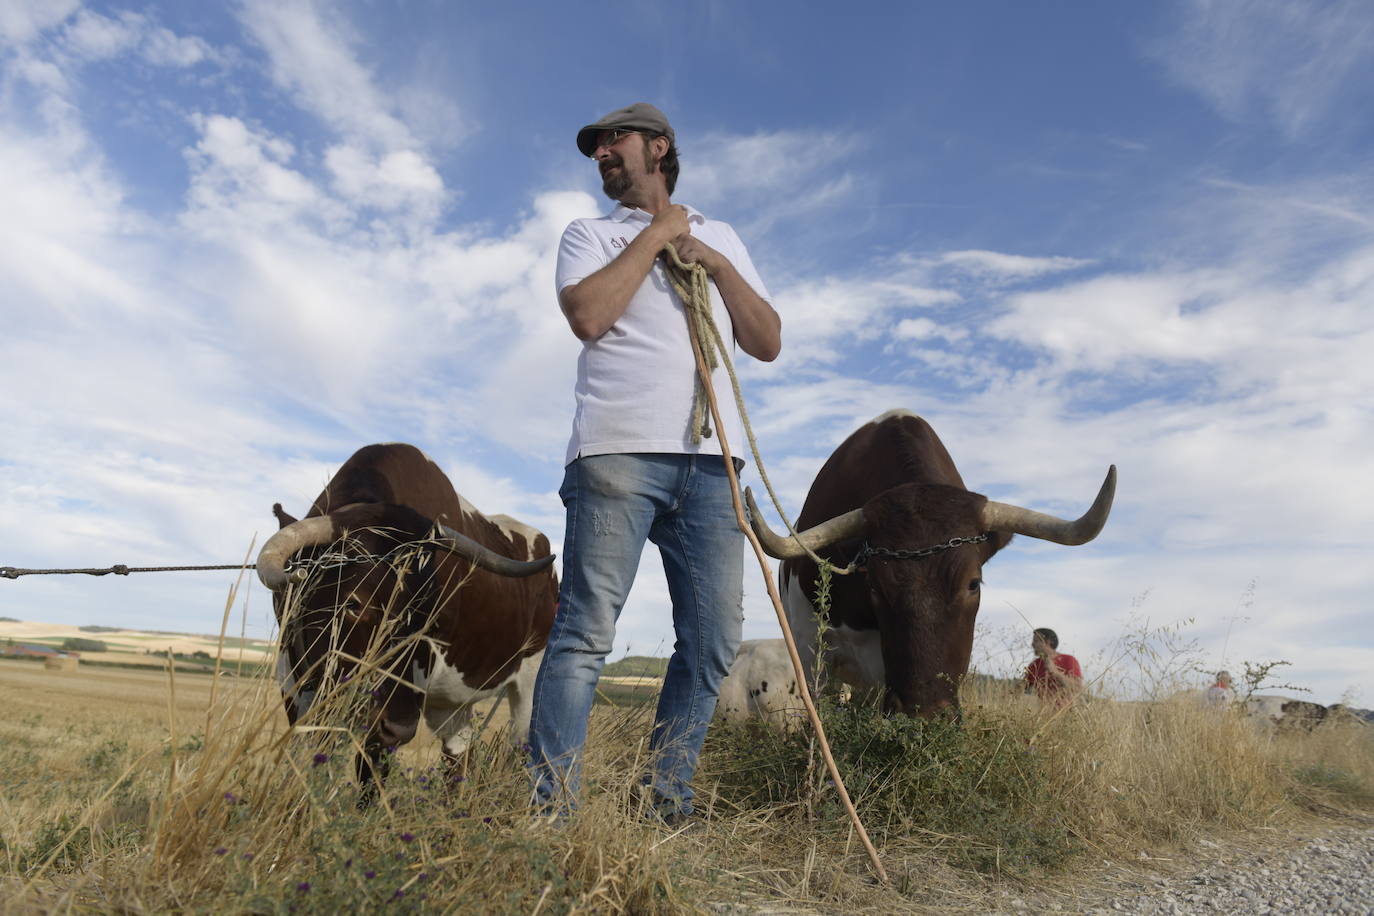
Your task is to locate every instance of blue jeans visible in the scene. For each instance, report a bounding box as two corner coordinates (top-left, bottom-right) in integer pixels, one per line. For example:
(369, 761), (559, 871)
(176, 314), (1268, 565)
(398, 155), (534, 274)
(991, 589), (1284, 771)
(528, 453), (745, 817)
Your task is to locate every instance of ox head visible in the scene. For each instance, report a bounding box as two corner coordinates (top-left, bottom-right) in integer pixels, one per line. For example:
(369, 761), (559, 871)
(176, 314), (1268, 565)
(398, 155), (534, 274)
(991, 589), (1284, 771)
(258, 502), (555, 728)
(747, 466), (1115, 717)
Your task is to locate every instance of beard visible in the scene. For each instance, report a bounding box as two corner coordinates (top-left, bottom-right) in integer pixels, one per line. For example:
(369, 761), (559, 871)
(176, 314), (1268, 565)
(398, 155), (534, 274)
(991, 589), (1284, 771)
(601, 158), (632, 200)
(600, 138), (659, 202)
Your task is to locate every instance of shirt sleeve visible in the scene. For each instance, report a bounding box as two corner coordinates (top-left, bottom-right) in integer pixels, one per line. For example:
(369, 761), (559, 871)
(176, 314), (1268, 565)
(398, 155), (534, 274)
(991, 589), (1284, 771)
(1060, 655), (1083, 679)
(718, 223), (772, 302)
(555, 220), (606, 293)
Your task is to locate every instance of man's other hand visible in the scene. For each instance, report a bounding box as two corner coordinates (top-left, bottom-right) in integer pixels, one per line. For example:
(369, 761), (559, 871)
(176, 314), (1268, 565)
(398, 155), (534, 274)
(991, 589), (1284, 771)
(667, 232), (725, 276)
(648, 205), (690, 248)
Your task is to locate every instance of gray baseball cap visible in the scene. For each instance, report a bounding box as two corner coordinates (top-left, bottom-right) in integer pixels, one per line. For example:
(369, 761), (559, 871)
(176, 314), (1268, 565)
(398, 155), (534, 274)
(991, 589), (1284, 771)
(576, 103), (675, 157)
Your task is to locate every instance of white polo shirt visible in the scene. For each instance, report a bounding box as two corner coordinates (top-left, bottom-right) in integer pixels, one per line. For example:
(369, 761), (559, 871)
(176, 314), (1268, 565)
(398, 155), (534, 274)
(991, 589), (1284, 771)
(556, 204), (772, 467)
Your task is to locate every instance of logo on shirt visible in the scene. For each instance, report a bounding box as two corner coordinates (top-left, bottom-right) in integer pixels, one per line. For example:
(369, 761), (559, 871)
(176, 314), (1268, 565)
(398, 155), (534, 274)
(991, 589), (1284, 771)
(610, 236), (630, 249)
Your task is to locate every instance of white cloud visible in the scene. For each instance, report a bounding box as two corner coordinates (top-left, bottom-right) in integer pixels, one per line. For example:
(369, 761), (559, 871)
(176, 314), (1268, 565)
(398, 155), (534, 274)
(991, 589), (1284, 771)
(324, 144), (445, 217)
(1151, 0), (1374, 137)
(987, 246), (1374, 406)
(935, 249), (1093, 282)
(674, 128), (864, 238)
(238, 0), (446, 153)
(892, 317), (968, 343)
(61, 9), (140, 60)
(0, 0), (78, 45)
(184, 115), (331, 230)
(0, 131), (145, 323)
(762, 274), (959, 368)
(59, 9), (213, 67)
(141, 24), (211, 67)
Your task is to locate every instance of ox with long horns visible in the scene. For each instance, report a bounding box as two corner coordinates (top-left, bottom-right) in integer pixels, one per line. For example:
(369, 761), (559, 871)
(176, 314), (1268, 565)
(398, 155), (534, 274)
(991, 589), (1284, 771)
(257, 443), (558, 792)
(746, 410), (1115, 717)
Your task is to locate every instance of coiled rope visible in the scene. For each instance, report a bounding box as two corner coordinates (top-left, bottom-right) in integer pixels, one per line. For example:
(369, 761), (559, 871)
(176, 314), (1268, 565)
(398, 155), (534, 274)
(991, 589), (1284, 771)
(662, 242), (887, 883)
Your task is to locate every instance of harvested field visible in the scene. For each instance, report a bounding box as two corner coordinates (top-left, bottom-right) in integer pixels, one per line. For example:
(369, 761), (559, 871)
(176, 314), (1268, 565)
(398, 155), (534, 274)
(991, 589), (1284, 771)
(1, 631), (1372, 913)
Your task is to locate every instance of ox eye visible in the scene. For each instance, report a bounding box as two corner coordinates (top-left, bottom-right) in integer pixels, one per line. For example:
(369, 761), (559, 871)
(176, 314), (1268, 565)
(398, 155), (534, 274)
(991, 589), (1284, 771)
(342, 597), (363, 614)
(967, 578), (982, 592)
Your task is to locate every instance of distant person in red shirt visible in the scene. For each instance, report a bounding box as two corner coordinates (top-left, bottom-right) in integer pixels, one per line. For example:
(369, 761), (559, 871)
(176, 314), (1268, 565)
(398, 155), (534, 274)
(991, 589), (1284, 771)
(1024, 627), (1082, 706)
(1203, 670), (1235, 708)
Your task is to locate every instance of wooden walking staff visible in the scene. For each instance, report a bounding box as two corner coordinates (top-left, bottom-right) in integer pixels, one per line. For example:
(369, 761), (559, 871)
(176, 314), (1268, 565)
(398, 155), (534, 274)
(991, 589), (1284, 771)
(662, 245), (888, 884)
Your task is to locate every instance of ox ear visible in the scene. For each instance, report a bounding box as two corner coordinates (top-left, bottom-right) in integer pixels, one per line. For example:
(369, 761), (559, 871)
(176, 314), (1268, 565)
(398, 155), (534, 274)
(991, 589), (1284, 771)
(272, 503), (298, 529)
(984, 530), (1014, 561)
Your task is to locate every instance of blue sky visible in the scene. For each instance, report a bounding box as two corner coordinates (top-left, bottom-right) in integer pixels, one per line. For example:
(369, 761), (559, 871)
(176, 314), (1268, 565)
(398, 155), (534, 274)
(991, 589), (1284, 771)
(3, 0), (1371, 705)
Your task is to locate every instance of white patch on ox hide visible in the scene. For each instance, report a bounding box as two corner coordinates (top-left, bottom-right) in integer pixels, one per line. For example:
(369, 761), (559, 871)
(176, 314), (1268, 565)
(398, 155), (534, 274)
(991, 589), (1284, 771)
(716, 639), (805, 730)
(780, 568), (821, 679)
(827, 625), (885, 694)
(780, 567), (885, 696)
(409, 655), (430, 692)
(419, 639), (542, 760)
(869, 407), (919, 426)
(488, 513), (539, 558)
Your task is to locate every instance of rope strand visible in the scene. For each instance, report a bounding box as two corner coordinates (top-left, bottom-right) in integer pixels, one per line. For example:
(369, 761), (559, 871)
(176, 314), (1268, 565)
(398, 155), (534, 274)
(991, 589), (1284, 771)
(660, 243), (855, 574)
(662, 243), (887, 883)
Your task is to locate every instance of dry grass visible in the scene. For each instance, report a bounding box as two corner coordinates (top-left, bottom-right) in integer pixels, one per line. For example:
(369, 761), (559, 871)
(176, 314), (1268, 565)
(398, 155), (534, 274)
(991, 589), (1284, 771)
(2, 608), (1371, 914)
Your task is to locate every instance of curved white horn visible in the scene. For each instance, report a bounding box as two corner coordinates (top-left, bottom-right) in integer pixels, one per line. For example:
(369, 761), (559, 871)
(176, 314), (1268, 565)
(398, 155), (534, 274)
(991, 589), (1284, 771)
(257, 517), (337, 590)
(744, 487), (866, 560)
(435, 524), (556, 577)
(980, 465), (1117, 545)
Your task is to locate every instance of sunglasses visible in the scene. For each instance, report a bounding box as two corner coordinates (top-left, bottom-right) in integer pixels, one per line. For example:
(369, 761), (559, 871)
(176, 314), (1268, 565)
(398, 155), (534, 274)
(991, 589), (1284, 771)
(590, 129), (642, 155)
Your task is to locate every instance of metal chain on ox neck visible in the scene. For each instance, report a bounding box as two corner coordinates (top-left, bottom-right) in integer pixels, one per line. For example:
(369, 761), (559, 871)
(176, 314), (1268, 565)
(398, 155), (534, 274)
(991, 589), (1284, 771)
(852, 532), (991, 568)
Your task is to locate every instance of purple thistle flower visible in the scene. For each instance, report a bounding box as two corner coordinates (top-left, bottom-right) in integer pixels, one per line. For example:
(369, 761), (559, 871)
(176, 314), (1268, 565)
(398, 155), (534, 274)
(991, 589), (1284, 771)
(312, 752), (329, 766)
(391, 890), (406, 901)
(213, 847), (228, 856)
(364, 870), (376, 880)
(482, 817), (492, 824)
(223, 792), (237, 802)
(399, 831), (415, 843)
(344, 858), (352, 868)
(296, 882), (311, 892)
(243, 853), (255, 861)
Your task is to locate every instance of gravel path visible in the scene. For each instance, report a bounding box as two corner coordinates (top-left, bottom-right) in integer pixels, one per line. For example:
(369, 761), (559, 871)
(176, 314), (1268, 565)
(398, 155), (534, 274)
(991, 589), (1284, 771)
(996, 824), (1374, 915)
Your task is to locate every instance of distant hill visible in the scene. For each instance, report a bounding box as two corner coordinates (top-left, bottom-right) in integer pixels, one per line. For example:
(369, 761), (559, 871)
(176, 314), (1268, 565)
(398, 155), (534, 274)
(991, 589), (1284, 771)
(602, 655), (668, 679)
(0, 619), (273, 674)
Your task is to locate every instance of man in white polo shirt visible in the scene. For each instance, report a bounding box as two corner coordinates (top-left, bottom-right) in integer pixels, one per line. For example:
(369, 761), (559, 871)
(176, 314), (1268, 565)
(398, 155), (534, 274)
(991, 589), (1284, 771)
(528, 103), (782, 823)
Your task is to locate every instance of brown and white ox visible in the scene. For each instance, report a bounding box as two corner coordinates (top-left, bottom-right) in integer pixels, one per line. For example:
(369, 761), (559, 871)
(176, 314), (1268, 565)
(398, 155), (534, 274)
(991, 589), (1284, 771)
(256, 443), (557, 791)
(746, 410), (1115, 718)
(716, 639), (806, 731)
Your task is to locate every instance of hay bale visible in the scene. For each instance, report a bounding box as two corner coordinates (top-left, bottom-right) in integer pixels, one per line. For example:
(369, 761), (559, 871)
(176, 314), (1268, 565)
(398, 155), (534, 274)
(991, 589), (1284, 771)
(44, 654), (79, 672)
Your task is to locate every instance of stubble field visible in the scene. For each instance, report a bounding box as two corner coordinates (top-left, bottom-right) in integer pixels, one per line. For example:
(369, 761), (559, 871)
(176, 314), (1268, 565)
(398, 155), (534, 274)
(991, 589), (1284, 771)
(2, 634), (1373, 914)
